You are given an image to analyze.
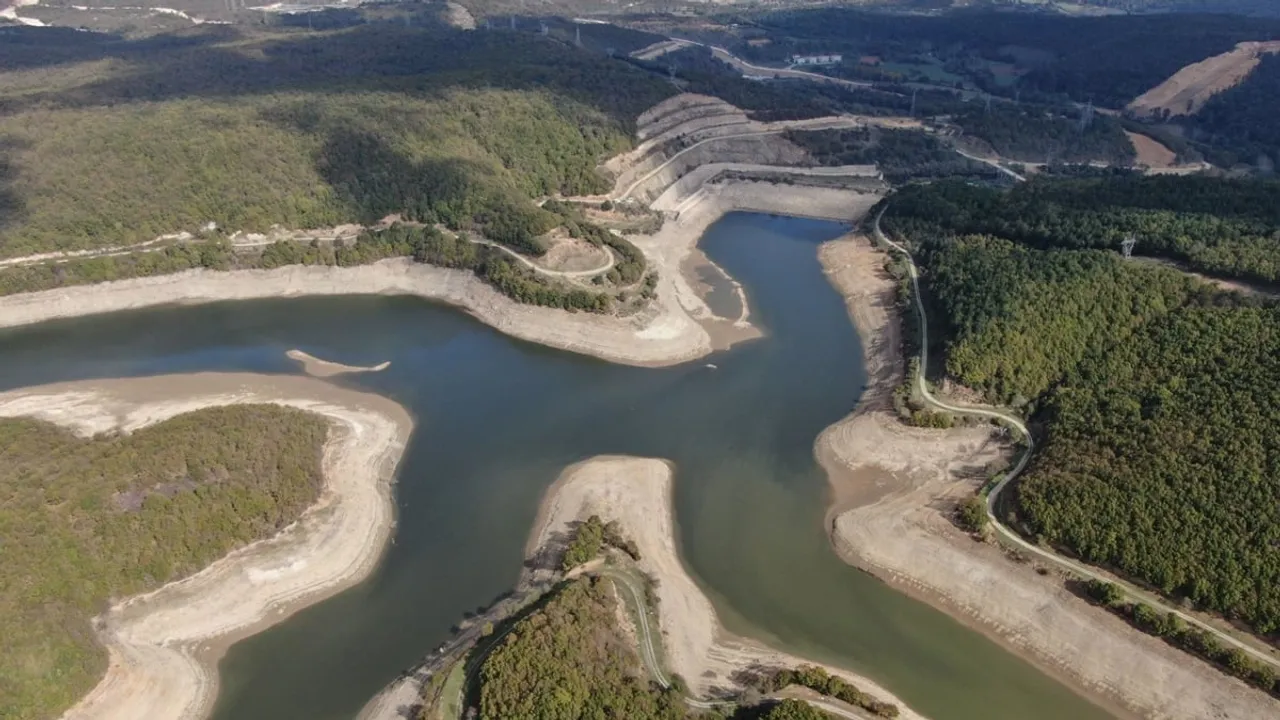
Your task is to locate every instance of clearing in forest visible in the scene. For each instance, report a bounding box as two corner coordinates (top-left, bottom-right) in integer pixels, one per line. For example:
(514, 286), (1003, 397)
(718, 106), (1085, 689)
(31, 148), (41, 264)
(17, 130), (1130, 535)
(1128, 41), (1280, 118)
(1125, 131), (1177, 169)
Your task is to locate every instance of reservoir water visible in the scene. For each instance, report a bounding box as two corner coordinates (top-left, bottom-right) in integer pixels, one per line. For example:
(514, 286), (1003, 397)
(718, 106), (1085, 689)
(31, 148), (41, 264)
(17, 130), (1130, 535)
(0, 213), (1110, 720)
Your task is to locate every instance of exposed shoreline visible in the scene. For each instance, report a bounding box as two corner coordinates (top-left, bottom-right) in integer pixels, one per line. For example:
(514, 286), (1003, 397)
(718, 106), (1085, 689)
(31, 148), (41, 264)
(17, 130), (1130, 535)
(0, 181), (874, 369)
(0, 373), (413, 720)
(813, 232), (1280, 720)
(287, 348), (392, 377)
(527, 454), (928, 720)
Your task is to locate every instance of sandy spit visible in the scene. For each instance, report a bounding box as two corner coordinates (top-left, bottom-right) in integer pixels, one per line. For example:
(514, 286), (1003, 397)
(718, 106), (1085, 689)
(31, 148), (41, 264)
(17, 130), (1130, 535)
(528, 455), (927, 720)
(0, 373), (413, 720)
(814, 234), (1280, 719)
(287, 348), (391, 377)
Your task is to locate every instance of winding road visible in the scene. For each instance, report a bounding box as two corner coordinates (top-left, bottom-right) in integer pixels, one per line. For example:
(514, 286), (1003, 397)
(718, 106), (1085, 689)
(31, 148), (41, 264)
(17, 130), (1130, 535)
(871, 206), (1280, 673)
(1, 226), (616, 285)
(469, 236), (615, 279)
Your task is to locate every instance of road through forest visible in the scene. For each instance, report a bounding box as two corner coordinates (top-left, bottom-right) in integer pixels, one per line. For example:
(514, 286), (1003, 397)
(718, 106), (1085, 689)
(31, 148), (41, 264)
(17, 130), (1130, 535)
(871, 206), (1280, 673)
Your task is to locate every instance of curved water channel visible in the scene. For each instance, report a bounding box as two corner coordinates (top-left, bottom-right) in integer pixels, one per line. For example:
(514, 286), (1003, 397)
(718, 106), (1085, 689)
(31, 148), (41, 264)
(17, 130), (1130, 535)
(0, 213), (1111, 720)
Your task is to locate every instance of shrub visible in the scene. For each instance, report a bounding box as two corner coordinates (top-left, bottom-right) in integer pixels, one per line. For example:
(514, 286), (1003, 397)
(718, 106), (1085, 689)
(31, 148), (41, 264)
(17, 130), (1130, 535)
(957, 496), (989, 533)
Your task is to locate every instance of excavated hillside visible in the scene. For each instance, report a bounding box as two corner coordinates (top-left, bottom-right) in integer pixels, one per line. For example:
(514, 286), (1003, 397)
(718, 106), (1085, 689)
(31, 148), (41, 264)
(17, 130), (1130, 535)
(601, 94), (894, 204)
(1129, 41), (1280, 118)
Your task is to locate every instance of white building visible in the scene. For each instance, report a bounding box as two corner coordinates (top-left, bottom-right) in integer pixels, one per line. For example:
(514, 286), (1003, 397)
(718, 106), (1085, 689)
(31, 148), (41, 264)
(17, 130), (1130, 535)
(791, 54), (842, 66)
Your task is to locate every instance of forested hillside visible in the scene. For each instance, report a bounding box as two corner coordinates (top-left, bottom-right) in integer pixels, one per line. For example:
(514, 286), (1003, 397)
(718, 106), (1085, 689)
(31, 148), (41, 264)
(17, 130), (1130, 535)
(883, 175), (1280, 643)
(476, 576), (687, 720)
(785, 127), (994, 183)
(0, 405), (330, 720)
(953, 107), (1135, 165)
(1192, 52), (1280, 168)
(918, 235), (1198, 403)
(1019, 306), (1280, 636)
(0, 25), (673, 258)
(884, 177), (1280, 283)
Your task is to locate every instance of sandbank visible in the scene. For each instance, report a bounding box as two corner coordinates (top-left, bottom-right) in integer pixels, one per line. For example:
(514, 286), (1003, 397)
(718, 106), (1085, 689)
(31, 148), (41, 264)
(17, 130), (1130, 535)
(527, 454), (927, 720)
(287, 348), (392, 377)
(0, 373), (412, 720)
(814, 232), (1280, 719)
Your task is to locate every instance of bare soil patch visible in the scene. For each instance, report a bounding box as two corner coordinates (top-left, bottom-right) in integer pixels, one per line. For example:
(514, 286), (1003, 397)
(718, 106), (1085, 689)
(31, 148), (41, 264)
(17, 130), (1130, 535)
(1125, 131), (1178, 169)
(1129, 41), (1280, 118)
(535, 233), (612, 274)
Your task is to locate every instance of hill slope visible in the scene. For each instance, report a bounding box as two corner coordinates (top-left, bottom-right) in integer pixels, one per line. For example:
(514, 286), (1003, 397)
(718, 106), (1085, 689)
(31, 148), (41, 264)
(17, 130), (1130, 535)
(0, 25), (673, 258)
(0, 405), (330, 720)
(1128, 41), (1280, 118)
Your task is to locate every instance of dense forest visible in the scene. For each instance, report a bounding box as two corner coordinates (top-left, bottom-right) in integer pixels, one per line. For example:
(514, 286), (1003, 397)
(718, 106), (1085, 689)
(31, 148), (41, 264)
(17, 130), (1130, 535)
(1018, 306), (1280, 637)
(0, 405), (330, 720)
(0, 24), (674, 258)
(882, 175), (1280, 642)
(953, 107), (1135, 165)
(476, 576), (687, 720)
(467, 569), (876, 719)
(917, 234), (1200, 404)
(884, 177), (1280, 283)
(784, 127), (995, 182)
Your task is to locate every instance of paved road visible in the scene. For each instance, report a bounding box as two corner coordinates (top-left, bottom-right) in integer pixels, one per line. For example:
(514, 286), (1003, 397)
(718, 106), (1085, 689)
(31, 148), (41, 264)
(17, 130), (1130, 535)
(871, 206), (1280, 673)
